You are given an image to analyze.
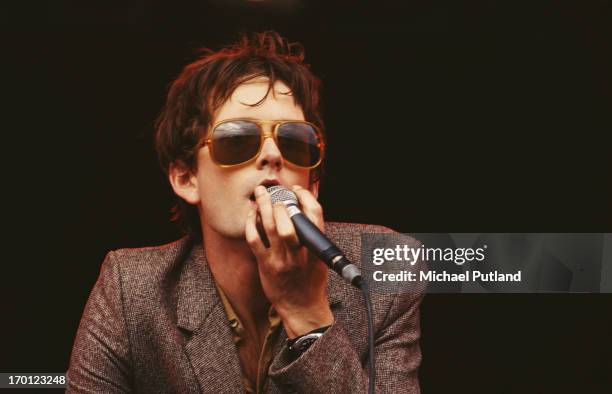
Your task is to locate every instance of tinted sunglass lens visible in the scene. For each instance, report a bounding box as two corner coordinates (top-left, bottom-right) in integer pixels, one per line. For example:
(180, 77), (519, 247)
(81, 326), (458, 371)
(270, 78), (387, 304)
(211, 121), (260, 165)
(277, 123), (321, 167)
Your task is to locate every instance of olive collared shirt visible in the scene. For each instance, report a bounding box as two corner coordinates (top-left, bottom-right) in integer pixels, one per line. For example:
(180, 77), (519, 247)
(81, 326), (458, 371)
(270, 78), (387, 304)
(216, 284), (282, 393)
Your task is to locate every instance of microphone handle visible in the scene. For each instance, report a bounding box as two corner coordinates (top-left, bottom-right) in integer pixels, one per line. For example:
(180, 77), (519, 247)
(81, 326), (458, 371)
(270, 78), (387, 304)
(289, 209), (363, 287)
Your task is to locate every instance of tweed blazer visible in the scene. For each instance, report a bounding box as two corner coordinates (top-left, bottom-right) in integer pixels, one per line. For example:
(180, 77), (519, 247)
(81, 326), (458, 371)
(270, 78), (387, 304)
(67, 222), (424, 393)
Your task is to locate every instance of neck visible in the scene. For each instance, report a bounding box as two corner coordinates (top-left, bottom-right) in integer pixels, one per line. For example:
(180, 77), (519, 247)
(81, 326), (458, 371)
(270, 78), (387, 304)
(201, 224), (270, 321)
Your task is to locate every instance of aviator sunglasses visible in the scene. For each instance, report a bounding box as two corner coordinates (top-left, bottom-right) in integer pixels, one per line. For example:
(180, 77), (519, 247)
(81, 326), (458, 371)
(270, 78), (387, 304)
(202, 118), (324, 168)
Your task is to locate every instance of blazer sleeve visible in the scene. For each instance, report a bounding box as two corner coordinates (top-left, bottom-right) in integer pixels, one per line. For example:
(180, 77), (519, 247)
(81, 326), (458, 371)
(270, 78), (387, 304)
(66, 251), (133, 393)
(268, 291), (424, 394)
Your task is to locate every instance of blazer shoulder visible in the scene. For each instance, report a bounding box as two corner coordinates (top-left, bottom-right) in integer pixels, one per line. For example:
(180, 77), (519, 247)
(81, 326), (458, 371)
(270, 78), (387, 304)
(110, 237), (188, 262)
(101, 237), (192, 293)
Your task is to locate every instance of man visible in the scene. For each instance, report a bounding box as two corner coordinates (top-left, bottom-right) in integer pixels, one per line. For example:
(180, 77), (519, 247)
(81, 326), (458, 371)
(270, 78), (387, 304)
(67, 31), (424, 393)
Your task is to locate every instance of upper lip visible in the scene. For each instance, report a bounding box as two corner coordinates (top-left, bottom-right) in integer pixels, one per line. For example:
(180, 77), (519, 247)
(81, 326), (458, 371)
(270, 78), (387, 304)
(258, 178), (281, 188)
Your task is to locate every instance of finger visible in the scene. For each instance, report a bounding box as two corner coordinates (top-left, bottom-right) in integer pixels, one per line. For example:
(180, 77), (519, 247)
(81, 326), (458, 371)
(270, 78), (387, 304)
(254, 185), (279, 247)
(273, 202), (301, 249)
(255, 213), (271, 248)
(245, 207), (267, 255)
(292, 185), (324, 231)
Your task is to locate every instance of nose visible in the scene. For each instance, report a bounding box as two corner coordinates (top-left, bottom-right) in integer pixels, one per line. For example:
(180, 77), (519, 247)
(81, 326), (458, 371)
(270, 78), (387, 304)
(255, 136), (283, 170)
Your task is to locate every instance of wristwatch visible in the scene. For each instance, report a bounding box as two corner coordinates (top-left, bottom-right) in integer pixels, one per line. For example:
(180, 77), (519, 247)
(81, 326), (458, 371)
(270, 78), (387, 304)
(287, 326), (330, 355)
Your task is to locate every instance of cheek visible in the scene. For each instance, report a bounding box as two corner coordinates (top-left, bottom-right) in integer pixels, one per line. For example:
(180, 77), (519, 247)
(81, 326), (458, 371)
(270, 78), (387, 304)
(197, 169), (229, 201)
(196, 160), (246, 204)
(195, 154), (224, 200)
(285, 169), (312, 189)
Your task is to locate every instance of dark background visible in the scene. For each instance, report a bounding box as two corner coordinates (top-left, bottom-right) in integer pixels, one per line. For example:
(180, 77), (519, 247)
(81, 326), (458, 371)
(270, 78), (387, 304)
(2, 1), (612, 393)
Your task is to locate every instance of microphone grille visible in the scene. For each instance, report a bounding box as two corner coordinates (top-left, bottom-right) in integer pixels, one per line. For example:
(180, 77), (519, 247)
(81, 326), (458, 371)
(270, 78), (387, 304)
(267, 185), (298, 205)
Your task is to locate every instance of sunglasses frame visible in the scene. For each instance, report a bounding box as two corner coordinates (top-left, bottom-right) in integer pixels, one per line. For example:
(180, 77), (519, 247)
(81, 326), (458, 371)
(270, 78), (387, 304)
(202, 118), (325, 169)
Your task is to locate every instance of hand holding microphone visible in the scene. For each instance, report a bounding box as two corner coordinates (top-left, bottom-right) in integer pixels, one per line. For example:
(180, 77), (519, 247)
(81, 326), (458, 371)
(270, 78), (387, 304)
(266, 185), (362, 287)
(244, 184), (335, 338)
(245, 185), (374, 391)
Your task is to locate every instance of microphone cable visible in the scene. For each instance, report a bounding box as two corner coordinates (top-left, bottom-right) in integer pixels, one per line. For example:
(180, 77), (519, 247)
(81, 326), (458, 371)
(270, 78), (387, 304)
(355, 277), (375, 394)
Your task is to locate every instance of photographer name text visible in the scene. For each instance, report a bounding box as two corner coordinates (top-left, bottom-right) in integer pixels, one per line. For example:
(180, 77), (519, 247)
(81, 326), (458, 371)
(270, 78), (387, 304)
(372, 270), (522, 282)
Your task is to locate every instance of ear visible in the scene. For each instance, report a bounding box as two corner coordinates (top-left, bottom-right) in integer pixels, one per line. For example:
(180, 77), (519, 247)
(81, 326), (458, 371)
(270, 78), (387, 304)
(168, 163), (201, 205)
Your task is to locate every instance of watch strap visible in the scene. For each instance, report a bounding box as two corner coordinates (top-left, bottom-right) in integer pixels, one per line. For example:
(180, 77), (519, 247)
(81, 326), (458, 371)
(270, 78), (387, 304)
(287, 325), (331, 356)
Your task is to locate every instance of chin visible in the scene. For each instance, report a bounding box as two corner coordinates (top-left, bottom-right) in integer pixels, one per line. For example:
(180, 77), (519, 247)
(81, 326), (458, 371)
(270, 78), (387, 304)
(201, 213), (243, 239)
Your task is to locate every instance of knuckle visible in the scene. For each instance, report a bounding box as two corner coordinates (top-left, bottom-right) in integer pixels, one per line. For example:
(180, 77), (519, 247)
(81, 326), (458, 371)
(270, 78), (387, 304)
(296, 189), (312, 201)
(306, 202), (323, 218)
(244, 229), (253, 241)
(256, 191), (271, 203)
(245, 232), (258, 246)
(269, 261), (289, 276)
(273, 202), (287, 216)
(277, 227), (294, 240)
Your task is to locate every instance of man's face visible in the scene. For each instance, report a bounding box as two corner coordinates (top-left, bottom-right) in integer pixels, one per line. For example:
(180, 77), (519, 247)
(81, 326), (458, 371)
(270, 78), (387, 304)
(191, 79), (317, 239)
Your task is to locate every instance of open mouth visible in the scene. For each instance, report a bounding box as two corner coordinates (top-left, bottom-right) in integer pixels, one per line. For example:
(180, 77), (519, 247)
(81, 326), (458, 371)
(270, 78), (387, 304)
(249, 180), (281, 202)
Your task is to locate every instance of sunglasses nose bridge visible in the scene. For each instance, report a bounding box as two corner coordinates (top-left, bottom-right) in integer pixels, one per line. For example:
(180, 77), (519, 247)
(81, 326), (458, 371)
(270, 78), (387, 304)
(256, 124), (284, 168)
(259, 122), (277, 141)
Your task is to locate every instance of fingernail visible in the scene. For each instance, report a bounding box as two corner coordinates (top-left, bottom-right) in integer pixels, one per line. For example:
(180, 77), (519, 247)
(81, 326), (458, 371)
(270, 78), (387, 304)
(255, 186), (266, 197)
(248, 208), (255, 216)
(292, 185), (302, 191)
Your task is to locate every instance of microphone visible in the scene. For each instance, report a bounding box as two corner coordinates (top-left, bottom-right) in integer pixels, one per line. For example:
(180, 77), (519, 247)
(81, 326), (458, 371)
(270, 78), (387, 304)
(267, 185), (363, 288)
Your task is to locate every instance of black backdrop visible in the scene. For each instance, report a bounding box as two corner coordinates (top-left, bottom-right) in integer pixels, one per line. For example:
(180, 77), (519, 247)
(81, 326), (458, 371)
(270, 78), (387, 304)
(2, 1), (612, 393)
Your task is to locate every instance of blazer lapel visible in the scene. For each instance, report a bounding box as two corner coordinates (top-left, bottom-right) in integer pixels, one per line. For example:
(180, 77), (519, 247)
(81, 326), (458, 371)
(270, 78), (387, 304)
(176, 242), (244, 394)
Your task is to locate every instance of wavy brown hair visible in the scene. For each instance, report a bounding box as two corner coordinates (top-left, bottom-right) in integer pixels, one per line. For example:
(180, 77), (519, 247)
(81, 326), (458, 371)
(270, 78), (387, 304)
(155, 31), (325, 238)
